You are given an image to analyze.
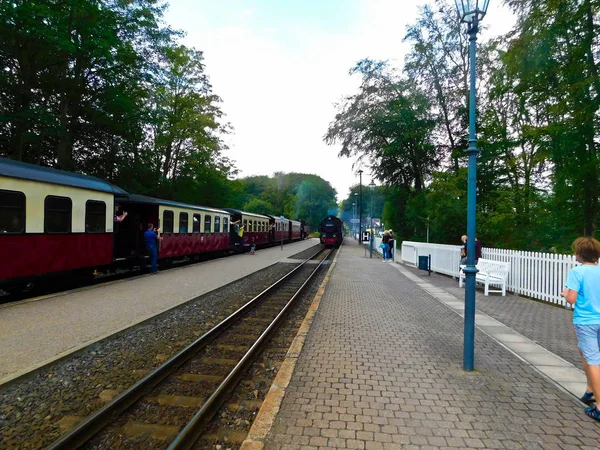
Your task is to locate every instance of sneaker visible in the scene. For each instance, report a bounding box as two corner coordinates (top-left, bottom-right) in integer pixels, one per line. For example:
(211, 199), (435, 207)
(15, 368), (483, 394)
(581, 391), (596, 406)
(586, 406), (600, 422)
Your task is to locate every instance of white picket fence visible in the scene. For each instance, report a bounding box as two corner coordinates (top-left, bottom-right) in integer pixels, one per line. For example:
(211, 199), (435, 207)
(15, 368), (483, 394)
(401, 241), (577, 307)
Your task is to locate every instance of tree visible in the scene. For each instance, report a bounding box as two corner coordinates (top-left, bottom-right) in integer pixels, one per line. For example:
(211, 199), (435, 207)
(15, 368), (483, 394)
(325, 59), (438, 239)
(503, 0), (600, 236)
(0, 0), (172, 170)
(403, 0), (469, 173)
(147, 45), (226, 182)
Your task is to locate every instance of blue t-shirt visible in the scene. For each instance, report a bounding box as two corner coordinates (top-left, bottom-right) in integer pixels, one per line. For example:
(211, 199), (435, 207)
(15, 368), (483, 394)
(566, 264), (600, 325)
(144, 229), (157, 248)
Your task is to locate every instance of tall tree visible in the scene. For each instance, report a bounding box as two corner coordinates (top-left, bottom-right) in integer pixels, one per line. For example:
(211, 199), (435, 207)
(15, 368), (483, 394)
(147, 45), (226, 182)
(504, 0), (600, 236)
(325, 59), (439, 192)
(403, 0), (469, 172)
(0, 0), (172, 170)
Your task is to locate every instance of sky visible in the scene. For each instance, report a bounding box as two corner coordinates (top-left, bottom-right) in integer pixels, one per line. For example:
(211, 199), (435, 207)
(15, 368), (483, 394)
(163, 0), (516, 202)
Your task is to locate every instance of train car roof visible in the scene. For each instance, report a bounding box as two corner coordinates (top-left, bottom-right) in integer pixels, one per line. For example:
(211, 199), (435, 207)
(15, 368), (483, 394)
(125, 194), (230, 214)
(0, 157), (129, 196)
(222, 208), (271, 220)
(263, 214), (300, 222)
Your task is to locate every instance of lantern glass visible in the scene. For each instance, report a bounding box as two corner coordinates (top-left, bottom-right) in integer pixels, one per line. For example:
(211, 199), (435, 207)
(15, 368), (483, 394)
(455, 0), (490, 23)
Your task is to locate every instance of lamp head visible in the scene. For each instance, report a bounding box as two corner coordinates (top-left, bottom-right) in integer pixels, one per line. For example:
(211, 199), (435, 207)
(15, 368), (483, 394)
(454, 0), (490, 24)
(369, 180), (375, 191)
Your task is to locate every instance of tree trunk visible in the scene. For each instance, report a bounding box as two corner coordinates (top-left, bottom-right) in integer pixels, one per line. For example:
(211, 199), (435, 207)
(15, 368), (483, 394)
(56, 93), (75, 171)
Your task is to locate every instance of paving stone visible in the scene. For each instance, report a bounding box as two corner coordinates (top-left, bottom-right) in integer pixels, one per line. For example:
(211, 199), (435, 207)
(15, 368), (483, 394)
(263, 244), (600, 449)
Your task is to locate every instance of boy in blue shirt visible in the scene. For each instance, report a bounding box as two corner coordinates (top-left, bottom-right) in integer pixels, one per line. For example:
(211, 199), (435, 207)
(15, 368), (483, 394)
(562, 237), (600, 421)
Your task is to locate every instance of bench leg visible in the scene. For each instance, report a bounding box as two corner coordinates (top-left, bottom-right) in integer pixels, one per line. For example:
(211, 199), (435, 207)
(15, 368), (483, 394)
(502, 284), (506, 296)
(484, 282), (489, 296)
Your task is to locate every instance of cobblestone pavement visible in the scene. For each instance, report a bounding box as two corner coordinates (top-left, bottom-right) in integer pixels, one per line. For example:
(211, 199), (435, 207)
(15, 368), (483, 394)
(264, 244), (600, 449)
(399, 264), (582, 370)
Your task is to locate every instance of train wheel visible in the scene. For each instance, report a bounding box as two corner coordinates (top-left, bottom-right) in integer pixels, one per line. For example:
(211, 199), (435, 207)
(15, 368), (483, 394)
(2, 282), (29, 296)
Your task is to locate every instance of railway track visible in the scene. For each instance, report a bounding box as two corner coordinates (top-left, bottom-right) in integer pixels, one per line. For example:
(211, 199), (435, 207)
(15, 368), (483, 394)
(45, 246), (333, 450)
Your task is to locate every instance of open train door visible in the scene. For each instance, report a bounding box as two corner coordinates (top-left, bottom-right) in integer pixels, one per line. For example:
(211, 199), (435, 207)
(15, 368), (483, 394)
(113, 195), (159, 261)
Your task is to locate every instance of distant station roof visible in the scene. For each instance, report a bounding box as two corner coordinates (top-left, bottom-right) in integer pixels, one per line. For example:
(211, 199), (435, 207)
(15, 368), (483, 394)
(0, 157), (129, 196)
(126, 194), (229, 214)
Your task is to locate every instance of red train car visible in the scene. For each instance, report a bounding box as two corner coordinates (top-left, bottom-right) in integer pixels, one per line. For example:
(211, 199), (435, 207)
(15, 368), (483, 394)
(0, 158), (129, 286)
(0, 157), (313, 290)
(222, 209), (272, 251)
(115, 195), (232, 262)
(264, 215), (303, 244)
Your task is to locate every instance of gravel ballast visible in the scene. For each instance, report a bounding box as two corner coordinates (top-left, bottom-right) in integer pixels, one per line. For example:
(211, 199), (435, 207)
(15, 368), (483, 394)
(1, 244), (322, 450)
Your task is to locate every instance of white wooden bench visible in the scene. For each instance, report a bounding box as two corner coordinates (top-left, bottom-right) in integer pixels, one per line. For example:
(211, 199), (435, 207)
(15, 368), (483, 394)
(459, 258), (510, 296)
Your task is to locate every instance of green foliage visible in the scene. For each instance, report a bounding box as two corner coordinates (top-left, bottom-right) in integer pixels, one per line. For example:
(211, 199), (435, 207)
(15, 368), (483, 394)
(424, 171), (467, 244)
(328, 0), (600, 251)
(501, 0), (600, 236)
(236, 172), (337, 228)
(0, 0), (234, 209)
(404, 0), (469, 171)
(243, 198), (274, 215)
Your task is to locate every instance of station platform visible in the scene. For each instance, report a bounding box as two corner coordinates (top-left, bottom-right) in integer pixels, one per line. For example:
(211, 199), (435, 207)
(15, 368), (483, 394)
(242, 242), (600, 450)
(0, 239), (319, 385)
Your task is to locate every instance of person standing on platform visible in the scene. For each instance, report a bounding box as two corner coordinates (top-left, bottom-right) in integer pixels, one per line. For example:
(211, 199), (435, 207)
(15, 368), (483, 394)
(388, 230), (395, 262)
(475, 237), (483, 264)
(561, 237), (600, 421)
(459, 235), (468, 265)
(144, 223), (160, 274)
(381, 230), (390, 262)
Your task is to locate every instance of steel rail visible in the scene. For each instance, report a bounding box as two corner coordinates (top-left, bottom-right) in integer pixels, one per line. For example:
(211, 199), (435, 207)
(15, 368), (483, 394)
(168, 248), (333, 449)
(46, 247), (327, 450)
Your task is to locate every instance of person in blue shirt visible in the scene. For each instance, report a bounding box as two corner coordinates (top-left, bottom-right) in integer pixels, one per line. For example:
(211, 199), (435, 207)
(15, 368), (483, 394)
(144, 223), (160, 274)
(561, 237), (600, 421)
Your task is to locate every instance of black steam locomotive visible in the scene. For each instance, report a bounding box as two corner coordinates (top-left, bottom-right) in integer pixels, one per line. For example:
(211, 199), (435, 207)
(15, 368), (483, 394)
(319, 215), (343, 248)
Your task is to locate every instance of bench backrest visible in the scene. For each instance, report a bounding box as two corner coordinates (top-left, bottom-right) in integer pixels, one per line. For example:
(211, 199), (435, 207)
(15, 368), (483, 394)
(476, 258), (510, 280)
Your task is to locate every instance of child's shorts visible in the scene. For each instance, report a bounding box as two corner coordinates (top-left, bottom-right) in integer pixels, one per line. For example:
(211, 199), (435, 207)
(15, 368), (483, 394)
(575, 324), (600, 365)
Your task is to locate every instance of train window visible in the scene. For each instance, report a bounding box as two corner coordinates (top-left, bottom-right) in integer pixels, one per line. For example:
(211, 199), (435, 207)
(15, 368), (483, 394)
(193, 214), (200, 233)
(85, 200), (106, 233)
(44, 196), (72, 233)
(0, 190), (25, 234)
(249, 220), (253, 232)
(214, 216), (221, 233)
(243, 219), (247, 231)
(204, 215), (212, 233)
(163, 210), (174, 233)
(223, 217), (228, 233)
(179, 212), (188, 233)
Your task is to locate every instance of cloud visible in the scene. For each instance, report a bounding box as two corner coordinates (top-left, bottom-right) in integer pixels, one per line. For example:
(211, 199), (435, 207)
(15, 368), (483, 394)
(166, 0), (514, 201)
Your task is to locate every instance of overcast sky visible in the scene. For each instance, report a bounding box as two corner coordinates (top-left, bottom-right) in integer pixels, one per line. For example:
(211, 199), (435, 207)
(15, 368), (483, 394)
(164, 0), (515, 202)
